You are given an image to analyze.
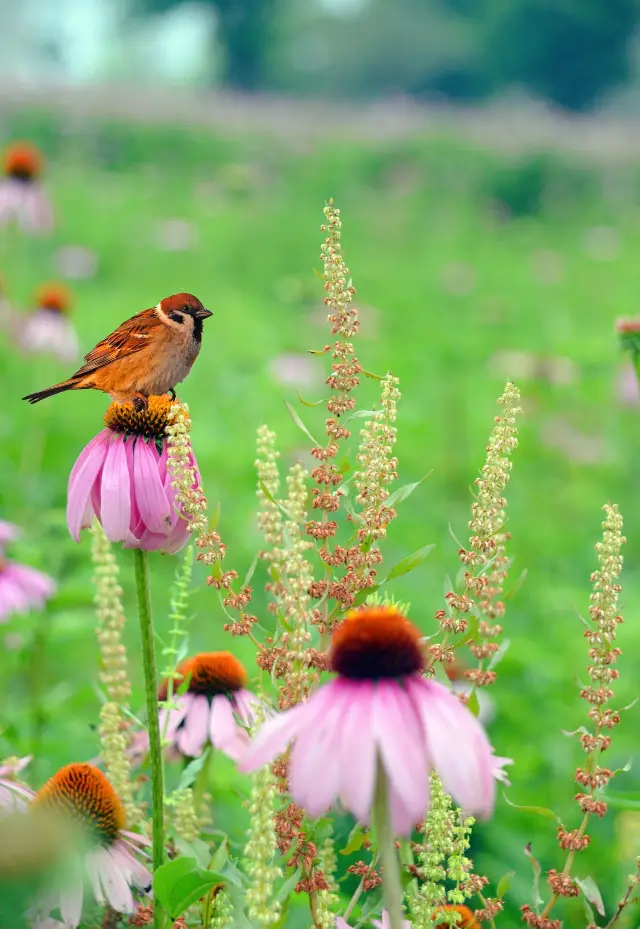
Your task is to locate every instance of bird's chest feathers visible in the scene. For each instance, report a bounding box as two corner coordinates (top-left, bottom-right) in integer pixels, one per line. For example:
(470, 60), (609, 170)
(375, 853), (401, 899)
(155, 328), (200, 380)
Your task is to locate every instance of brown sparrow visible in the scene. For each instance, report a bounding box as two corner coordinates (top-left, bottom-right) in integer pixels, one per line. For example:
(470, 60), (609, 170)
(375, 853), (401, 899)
(23, 292), (212, 408)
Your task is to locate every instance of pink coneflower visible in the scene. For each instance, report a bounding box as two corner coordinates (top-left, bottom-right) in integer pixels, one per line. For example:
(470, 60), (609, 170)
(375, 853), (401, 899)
(0, 142), (54, 234)
(157, 652), (260, 760)
(16, 284), (79, 364)
(67, 396), (199, 553)
(0, 763), (151, 926)
(0, 519), (20, 548)
(0, 552), (56, 625)
(240, 606), (499, 835)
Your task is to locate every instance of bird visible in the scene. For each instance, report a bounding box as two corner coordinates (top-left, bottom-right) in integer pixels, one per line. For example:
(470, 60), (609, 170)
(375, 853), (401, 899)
(23, 292), (213, 408)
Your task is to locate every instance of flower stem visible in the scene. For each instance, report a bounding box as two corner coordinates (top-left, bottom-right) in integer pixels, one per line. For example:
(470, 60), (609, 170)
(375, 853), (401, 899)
(132, 549), (164, 929)
(373, 757), (405, 929)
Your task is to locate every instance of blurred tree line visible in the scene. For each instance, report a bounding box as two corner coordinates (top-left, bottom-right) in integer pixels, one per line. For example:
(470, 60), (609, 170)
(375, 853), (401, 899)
(138, 0), (640, 111)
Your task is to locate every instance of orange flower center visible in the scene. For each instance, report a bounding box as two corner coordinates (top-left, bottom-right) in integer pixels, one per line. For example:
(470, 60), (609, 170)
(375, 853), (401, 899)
(329, 605), (424, 679)
(33, 763), (125, 847)
(158, 652), (247, 701)
(3, 143), (42, 181)
(36, 283), (70, 315)
(104, 395), (174, 439)
(435, 905), (480, 929)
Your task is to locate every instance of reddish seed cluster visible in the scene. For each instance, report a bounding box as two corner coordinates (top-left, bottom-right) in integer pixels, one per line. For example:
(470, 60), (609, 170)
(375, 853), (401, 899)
(206, 558), (258, 636)
(556, 827), (590, 852)
(128, 904), (153, 926)
(521, 905), (561, 929)
(547, 869), (579, 897)
(347, 860), (381, 891)
(473, 900), (503, 924)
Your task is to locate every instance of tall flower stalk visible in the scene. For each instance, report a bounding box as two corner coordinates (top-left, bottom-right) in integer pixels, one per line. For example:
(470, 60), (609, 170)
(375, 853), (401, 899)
(132, 548), (164, 929)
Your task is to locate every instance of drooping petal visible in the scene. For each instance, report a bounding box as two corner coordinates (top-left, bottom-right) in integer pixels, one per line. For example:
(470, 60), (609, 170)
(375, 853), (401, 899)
(100, 850), (135, 913)
(408, 677), (495, 819)
(159, 693), (191, 740)
(133, 439), (171, 534)
(231, 689), (261, 726)
(338, 680), (377, 823)
(67, 431), (109, 541)
(372, 680), (429, 832)
(209, 695), (249, 761)
(110, 840), (152, 889)
(59, 877), (83, 929)
(85, 850), (107, 906)
(177, 694), (209, 757)
(100, 434), (132, 542)
(288, 683), (347, 817)
(239, 701), (313, 773)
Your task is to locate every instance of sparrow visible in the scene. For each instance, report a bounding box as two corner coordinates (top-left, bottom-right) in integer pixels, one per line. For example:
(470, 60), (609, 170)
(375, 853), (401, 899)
(23, 292), (212, 408)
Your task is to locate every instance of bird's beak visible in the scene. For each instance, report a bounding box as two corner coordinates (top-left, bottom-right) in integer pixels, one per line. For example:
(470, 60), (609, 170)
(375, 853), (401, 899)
(196, 307), (213, 320)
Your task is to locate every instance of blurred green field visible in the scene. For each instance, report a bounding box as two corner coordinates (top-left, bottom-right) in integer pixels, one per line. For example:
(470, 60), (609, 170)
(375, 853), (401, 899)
(0, 110), (639, 926)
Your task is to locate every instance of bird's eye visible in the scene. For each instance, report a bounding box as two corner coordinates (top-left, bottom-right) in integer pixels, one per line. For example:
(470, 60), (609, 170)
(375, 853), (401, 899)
(182, 305), (192, 314)
(169, 311), (184, 324)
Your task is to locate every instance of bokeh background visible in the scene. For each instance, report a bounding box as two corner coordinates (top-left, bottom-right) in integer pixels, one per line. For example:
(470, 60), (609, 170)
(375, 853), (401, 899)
(1, 1), (640, 926)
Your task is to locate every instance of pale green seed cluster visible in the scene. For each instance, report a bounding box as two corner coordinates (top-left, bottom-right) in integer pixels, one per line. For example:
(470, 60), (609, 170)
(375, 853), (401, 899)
(255, 425), (285, 565)
(169, 787), (200, 843)
(281, 462), (314, 704)
(315, 835), (340, 927)
(410, 774), (475, 928)
(353, 373), (401, 541)
(321, 202), (357, 339)
(243, 712), (282, 926)
(91, 522), (130, 702)
(98, 701), (142, 826)
(166, 401), (208, 539)
(590, 503), (625, 640)
(90, 524), (141, 825)
(468, 382), (521, 566)
(210, 888), (234, 929)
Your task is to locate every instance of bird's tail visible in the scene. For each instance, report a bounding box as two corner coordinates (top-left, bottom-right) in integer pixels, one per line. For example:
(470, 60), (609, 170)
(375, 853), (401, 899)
(23, 377), (81, 404)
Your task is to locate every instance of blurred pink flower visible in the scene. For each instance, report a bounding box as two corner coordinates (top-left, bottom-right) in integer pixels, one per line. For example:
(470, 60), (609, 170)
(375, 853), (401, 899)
(0, 763), (151, 926)
(17, 309), (79, 363)
(67, 398), (199, 553)
(240, 606), (498, 835)
(0, 755), (33, 812)
(0, 519), (20, 548)
(0, 142), (53, 234)
(157, 653), (260, 761)
(0, 558), (56, 624)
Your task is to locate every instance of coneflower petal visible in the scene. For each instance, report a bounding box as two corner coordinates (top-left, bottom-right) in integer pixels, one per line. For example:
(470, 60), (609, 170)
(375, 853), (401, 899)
(100, 435), (131, 542)
(177, 694), (209, 757)
(209, 695), (249, 761)
(339, 681), (376, 823)
(101, 850), (135, 913)
(67, 431), (109, 541)
(133, 439), (171, 534)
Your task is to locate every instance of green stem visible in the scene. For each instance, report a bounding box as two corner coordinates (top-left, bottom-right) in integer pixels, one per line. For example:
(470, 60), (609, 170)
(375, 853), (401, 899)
(373, 757), (405, 929)
(133, 549), (165, 929)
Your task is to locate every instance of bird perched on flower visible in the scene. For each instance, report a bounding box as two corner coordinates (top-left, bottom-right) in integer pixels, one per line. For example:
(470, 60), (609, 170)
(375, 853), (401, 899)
(23, 293), (212, 408)
(15, 283), (79, 364)
(0, 142), (54, 234)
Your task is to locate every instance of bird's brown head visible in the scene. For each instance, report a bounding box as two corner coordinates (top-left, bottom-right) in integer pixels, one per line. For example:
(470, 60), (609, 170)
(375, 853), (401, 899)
(157, 293), (212, 341)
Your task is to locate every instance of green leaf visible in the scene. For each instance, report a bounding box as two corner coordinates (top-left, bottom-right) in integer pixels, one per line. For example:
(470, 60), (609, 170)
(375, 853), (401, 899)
(285, 401), (319, 445)
(242, 553), (259, 588)
(466, 689), (481, 718)
(351, 585), (380, 607)
(211, 839), (229, 873)
(274, 866), (303, 904)
(296, 391), (324, 407)
(487, 638), (510, 671)
(177, 750), (210, 791)
(384, 544), (435, 581)
(602, 789), (640, 810)
(340, 822), (368, 856)
(386, 473), (432, 509)
(504, 793), (562, 825)
(175, 837), (213, 869)
(575, 876), (605, 916)
(496, 870), (515, 899)
(153, 857), (225, 919)
(523, 843), (543, 909)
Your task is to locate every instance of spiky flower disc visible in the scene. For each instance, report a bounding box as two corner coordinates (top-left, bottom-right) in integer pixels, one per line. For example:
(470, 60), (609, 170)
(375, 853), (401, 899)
(159, 652), (247, 700)
(34, 763), (125, 847)
(329, 605), (424, 679)
(36, 282), (71, 314)
(3, 142), (43, 181)
(104, 395), (174, 439)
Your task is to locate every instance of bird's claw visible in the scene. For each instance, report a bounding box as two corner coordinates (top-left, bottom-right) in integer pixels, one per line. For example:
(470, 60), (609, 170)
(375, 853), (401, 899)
(168, 388), (176, 401)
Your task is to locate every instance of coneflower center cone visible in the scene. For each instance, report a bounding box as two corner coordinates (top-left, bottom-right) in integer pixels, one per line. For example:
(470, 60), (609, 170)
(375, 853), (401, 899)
(33, 763), (125, 847)
(158, 652), (247, 701)
(3, 144), (42, 181)
(329, 605), (424, 679)
(104, 396), (174, 439)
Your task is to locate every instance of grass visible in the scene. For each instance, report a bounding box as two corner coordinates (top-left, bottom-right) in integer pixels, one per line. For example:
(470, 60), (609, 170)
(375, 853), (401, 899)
(0, 111), (639, 926)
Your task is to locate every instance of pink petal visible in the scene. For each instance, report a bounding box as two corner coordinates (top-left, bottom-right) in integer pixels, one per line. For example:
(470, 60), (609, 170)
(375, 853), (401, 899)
(288, 685), (347, 817)
(110, 840), (152, 889)
(99, 434), (131, 542)
(85, 850), (107, 905)
(209, 695), (249, 761)
(239, 692), (327, 773)
(388, 782), (425, 837)
(133, 439), (171, 534)
(372, 680), (429, 832)
(59, 878), (83, 928)
(159, 693), (190, 741)
(0, 520), (20, 546)
(409, 677), (495, 819)
(231, 689), (261, 726)
(101, 850), (135, 913)
(177, 694), (209, 757)
(338, 681), (376, 822)
(67, 432), (109, 541)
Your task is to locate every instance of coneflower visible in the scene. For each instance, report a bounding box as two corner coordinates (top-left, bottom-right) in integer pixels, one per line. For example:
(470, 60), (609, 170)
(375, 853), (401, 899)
(16, 283), (79, 363)
(0, 142), (53, 233)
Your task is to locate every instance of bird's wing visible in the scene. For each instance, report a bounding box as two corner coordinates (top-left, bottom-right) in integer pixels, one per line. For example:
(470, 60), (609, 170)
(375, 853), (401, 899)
(71, 308), (161, 377)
